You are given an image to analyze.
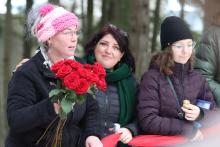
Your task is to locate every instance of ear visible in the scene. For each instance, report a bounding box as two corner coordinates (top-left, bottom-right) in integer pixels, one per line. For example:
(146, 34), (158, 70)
(47, 38), (52, 47)
(47, 38), (51, 44)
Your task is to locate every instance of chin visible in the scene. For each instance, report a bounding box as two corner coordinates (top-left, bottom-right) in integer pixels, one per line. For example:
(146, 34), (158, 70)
(181, 61), (188, 64)
(102, 64), (113, 69)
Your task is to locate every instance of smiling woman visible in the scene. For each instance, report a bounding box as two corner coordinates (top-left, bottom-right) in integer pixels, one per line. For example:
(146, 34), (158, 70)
(84, 24), (139, 147)
(94, 34), (124, 69)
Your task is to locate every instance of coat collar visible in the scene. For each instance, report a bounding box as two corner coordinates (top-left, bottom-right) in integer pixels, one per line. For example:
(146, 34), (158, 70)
(33, 49), (85, 79)
(172, 62), (190, 79)
(33, 51), (56, 79)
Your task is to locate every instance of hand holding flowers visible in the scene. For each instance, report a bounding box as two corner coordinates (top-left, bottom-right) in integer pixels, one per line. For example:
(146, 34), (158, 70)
(36, 59), (107, 147)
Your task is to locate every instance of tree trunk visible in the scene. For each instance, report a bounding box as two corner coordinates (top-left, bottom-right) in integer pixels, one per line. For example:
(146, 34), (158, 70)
(151, 0), (161, 52)
(22, 0), (33, 58)
(80, 0), (86, 40)
(203, 0), (220, 30)
(179, 0), (185, 19)
(99, 0), (131, 31)
(85, 0), (94, 41)
(129, 0), (150, 79)
(100, 0), (107, 27)
(2, 0), (12, 145)
(48, 0), (60, 5)
(100, 0), (116, 26)
(71, 0), (77, 12)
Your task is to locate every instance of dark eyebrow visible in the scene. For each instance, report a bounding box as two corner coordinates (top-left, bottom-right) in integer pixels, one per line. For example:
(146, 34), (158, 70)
(99, 40), (108, 43)
(99, 39), (119, 47)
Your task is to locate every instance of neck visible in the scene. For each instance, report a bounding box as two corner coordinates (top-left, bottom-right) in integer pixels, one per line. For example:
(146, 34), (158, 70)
(47, 50), (64, 65)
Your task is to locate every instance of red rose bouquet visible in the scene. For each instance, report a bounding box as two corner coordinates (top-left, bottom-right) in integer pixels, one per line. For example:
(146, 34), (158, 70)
(36, 59), (107, 147)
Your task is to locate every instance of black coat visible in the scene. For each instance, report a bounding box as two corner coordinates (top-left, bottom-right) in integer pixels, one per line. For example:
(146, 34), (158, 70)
(5, 51), (100, 147)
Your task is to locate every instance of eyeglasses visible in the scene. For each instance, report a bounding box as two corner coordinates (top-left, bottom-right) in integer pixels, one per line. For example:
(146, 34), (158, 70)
(172, 42), (196, 50)
(97, 41), (121, 54)
(107, 24), (128, 37)
(62, 29), (80, 38)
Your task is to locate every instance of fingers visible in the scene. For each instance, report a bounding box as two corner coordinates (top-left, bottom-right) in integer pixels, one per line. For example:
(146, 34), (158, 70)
(15, 59), (29, 69)
(53, 103), (60, 114)
(184, 113), (196, 121)
(181, 104), (200, 121)
(85, 136), (103, 147)
(117, 128), (132, 144)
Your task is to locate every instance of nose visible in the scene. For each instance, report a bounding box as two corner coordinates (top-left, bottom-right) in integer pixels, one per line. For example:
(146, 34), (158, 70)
(70, 34), (77, 42)
(181, 46), (188, 54)
(105, 45), (112, 54)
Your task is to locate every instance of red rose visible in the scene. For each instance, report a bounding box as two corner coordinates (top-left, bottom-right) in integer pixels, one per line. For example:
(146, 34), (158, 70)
(51, 60), (65, 73)
(77, 67), (89, 78)
(75, 79), (90, 94)
(63, 72), (80, 90)
(93, 62), (106, 78)
(96, 78), (107, 91)
(86, 72), (99, 85)
(70, 60), (83, 70)
(63, 59), (75, 65)
(56, 64), (72, 79)
(84, 64), (93, 71)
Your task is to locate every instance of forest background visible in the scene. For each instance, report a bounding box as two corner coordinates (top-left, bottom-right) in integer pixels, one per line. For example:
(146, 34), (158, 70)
(0, 0), (220, 146)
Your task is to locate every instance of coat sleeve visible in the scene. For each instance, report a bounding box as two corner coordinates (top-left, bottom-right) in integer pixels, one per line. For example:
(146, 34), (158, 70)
(196, 77), (218, 126)
(137, 71), (195, 137)
(195, 27), (220, 105)
(82, 95), (101, 138)
(7, 70), (56, 134)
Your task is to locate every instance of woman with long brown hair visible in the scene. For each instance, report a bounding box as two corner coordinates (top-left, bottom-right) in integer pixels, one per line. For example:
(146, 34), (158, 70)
(138, 16), (216, 141)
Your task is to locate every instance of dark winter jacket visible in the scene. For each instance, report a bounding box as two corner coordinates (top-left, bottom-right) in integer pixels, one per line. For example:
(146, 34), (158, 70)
(138, 63), (216, 138)
(5, 51), (100, 147)
(95, 81), (139, 138)
(195, 25), (220, 106)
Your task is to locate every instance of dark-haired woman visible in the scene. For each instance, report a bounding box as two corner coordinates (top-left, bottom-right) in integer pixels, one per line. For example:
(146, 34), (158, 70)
(84, 24), (139, 146)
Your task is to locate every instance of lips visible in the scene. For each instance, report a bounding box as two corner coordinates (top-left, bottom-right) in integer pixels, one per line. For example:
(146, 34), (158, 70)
(102, 54), (111, 59)
(68, 46), (75, 50)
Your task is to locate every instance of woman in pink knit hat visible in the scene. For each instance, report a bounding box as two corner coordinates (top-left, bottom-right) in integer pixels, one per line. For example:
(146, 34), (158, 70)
(5, 3), (102, 147)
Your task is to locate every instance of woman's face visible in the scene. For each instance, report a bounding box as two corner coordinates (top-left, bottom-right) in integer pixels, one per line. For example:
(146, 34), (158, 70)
(94, 34), (124, 69)
(47, 26), (78, 59)
(171, 39), (194, 64)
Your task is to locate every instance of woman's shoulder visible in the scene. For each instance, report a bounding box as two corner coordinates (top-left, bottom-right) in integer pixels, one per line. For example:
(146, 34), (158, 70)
(15, 52), (43, 75)
(188, 69), (206, 83)
(141, 67), (161, 80)
(139, 68), (163, 87)
(190, 69), (204, 77)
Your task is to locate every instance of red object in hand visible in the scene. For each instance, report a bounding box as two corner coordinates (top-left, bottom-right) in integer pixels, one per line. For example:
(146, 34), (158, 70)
(128, 135), (188, 147)
(101, 134), (188, 147)
(101, 133), (121, 147)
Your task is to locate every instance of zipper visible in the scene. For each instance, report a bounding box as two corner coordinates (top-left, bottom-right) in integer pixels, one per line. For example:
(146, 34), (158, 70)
(104, 93), (109, 135)
(179, 64), (185, 105)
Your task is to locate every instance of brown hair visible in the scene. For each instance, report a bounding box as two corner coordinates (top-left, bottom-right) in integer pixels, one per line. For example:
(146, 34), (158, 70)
(150, 46), (194, 76)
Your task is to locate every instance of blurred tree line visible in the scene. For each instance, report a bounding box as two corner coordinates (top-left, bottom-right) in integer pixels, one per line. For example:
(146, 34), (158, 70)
(1, 0), (220, 146)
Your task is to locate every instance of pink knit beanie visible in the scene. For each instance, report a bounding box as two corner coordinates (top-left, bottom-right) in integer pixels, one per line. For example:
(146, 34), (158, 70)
(34, 4), (79, 43)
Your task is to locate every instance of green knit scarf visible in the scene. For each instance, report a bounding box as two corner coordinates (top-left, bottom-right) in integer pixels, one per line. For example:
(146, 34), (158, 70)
(86, 54), (137, 126)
